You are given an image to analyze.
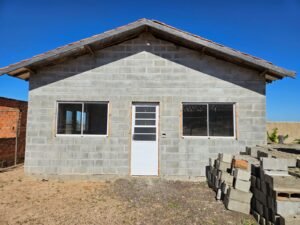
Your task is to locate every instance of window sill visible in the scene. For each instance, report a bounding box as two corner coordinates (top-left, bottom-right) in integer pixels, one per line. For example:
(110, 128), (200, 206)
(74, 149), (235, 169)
(182, 136), (236, 139)
(55, 134), (108, 137)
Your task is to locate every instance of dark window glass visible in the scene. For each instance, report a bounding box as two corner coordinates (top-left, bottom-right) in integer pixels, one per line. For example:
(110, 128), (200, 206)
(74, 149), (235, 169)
(57, 104), (82, 134)
(134, 127), (156, 134)
(183, 104), (207, 136)
(136, 113), (156, 119)
(136, 107), (156, 112)
(133, 134), (156, 141)
(135, 119), (156, 126)
(83, 103), (108, 135)
(209, 104), (234, 137)
(57, 102), (108, 135)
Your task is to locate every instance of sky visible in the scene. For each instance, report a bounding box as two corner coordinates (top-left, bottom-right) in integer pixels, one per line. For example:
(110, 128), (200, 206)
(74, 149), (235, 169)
(0, 0), (299, 121)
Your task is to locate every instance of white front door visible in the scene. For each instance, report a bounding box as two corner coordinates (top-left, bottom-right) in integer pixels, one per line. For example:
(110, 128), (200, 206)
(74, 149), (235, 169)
(131, 103), (159, 176)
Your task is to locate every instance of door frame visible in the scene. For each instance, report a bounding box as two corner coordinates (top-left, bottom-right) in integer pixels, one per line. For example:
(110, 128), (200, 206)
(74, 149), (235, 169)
(129, 102), (160, 176)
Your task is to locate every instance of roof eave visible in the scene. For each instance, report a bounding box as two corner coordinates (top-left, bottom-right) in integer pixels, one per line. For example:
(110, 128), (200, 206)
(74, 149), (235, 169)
(0, 18), (296, 81)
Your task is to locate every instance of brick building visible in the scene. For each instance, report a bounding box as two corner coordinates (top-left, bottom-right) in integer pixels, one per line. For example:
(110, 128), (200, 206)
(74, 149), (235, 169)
(0, 19), (295, 179)
(0, 97), (27, 167)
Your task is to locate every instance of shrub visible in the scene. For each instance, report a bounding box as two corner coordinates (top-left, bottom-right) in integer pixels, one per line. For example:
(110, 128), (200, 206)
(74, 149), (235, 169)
(267, 128), (288, 144)
(294, 139), (300, 144)
(267, 128), (278, 143)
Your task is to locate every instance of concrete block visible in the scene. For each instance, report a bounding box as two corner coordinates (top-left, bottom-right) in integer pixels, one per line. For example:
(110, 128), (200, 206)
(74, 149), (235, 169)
(286, 158), (297, 168)
(227, 187), (253, 203)
(267, 196), (275, 210)
(258, 151), (270, 158)
(221, 182), (230, 195)
(253, 210), (260, 223)
(251, 195), (256, 210)
(214, 159), (220, 169)
(256, 199), (264, 215)
(263, 206), (270, 222)
(206, 166), (213, 186)
(264, 170), (290, 177)
(220, 172), (234, 185)
(224, 197), (251, 214)
(253, 188), (267, 206)
(217, 169), (222, 180)
(256, 177), (262, 190)
(264, 174), (299, 191)
(251, 163), (261, 177)
(261, 180), (267, 195)
(267, 208), (275, 225)
(216, 188), (222, 200)
(245, 146), (251, 155)
(213, 175), (220, 189)
(275, 200), (300, 216)
(279, 215), (300, 225)
(273, 214), (281, 225)
(209, 158), (213, 167)
(261, 158), (288, 171)
(246, 146), (265, 158)
(212, 167), (218, 176)
(266, 210), (275, 224)
(260, 167), (266, 180)
(217, 160), (232, 172)
(259, 216), (266, 225)
(234, 168), (251, 181)
(218, 153), (233, 163)
(251, 175), (256, 188)
(234, 178), (251, 192)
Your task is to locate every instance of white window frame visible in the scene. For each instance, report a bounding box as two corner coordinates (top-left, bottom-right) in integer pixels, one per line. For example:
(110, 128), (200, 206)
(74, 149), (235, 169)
(55, 101), (109, 137)
(182, 102), (236, 139)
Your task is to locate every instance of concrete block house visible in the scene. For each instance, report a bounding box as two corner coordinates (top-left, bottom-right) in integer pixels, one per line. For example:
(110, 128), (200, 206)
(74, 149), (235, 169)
(0, 19), (295, 179)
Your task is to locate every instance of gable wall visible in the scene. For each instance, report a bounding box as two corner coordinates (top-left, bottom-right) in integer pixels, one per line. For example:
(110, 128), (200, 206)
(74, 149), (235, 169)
(25, 33), (266, 179)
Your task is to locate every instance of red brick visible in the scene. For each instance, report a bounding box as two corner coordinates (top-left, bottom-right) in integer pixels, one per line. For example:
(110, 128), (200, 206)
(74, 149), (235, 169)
(0, 97), (27, 167)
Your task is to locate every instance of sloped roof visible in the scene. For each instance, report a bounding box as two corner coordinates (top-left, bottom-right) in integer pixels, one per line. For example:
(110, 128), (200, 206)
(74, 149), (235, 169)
(0, 18), (296, 82)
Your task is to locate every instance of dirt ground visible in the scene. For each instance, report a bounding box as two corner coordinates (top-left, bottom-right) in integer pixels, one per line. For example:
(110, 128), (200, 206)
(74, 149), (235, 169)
(0, 166), (256, 225)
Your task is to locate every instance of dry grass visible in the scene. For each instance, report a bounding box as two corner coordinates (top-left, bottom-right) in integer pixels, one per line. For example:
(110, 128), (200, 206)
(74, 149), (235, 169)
(0, 166), (256, 225)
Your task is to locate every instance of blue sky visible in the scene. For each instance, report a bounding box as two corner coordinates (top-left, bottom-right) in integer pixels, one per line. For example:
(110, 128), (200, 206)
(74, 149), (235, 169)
(0, 0), (299, 121)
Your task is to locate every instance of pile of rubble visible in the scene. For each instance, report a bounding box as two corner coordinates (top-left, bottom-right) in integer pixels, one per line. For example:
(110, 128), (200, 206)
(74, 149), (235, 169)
(206, 146), (300, 225)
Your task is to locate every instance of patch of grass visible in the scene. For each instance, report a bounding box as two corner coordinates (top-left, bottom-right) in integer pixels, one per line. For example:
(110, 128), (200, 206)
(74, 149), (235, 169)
(241, 218), (256, 225)
(167, 201), (179, 209)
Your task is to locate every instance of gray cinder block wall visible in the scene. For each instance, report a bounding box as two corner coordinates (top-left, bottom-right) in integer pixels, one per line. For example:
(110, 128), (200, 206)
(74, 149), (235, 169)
(25, 33), (266, 179)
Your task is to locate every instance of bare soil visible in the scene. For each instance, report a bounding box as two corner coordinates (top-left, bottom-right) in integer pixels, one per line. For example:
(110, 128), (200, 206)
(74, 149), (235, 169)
(0, 166), (256, 225)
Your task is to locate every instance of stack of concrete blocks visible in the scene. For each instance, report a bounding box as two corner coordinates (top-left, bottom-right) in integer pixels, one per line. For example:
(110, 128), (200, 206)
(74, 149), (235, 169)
(207, 146), (300, 223)
(224, 158), (253, 214)
(207, 153), (254, 214)
(206, 153), (233, 193)
(246, 146), (298, 168)
(247, 147), (300, 225)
